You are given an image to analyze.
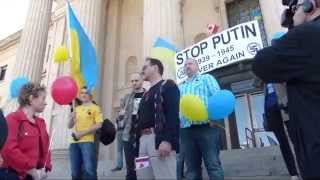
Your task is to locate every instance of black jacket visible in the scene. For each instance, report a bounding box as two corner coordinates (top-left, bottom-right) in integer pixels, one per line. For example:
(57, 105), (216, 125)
(252, 16), (320, 178)
(138, 80), (180, 152)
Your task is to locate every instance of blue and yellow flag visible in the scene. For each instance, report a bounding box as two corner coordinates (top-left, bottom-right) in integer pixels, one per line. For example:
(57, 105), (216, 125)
(151, 38), (178, 75)
(251, 9), (262, 21)
(67, 2), (98, 92)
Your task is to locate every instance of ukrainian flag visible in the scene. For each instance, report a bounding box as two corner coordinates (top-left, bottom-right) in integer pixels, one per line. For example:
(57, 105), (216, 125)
(67, 2), (98, 92)
(251, 9), (262, 21)
(151, 38), (178, 75)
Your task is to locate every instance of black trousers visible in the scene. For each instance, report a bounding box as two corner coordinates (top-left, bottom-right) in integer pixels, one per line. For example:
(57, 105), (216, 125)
(288, 120), (320, 179)
(271, 120), (298, 176)
(123, 140), (137, 180)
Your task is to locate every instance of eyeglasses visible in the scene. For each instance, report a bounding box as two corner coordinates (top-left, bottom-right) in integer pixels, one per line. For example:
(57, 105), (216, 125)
(131, 80), (139, 83)
(291, 3), (304, 13)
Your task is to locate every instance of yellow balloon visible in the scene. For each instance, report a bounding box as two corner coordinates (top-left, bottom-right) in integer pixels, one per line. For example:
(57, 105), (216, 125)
(54, 46), (69, 63)
(180, 95), (208, 122)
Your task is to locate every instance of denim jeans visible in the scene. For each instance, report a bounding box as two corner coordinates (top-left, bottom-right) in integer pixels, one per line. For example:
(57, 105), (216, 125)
(69, 142), (97, 180)
(180, 125), (224, 180)
(116, 130), (124, 168)
(0, 168), (19, 180)
(177, 129), (185, 180)
(177, 152), (185, 180)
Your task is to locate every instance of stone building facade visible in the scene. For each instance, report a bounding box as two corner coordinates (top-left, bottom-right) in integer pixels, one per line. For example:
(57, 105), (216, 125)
(0, 0), (288, 177)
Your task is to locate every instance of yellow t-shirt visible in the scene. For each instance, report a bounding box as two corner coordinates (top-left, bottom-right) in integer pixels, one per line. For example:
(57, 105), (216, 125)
(70, 103), (103, 143)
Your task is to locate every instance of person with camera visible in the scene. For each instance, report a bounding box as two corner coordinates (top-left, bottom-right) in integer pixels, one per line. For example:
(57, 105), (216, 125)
(253, 0), (320, 179)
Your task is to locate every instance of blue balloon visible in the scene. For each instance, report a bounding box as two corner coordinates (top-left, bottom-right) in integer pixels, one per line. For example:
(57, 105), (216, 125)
(272, 32), (286, 40)
(10, 77), (29, 98)
(207, 90), (236, 121)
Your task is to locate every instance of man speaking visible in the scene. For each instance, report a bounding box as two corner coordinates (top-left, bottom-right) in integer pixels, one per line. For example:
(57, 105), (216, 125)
(252, 0), (320, 179)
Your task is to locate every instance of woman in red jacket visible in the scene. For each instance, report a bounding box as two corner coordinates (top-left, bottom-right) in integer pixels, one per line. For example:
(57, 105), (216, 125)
(1, 83), (52, 180)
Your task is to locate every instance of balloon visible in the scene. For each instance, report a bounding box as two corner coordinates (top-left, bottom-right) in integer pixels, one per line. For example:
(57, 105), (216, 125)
(53, 46), (69, 63)
(208, 90), (236, 121)
(272, 32), (286, 40)
(51, 76), (78, 105)
(10, 77), (29, 98)
(180, 95), (208, 122)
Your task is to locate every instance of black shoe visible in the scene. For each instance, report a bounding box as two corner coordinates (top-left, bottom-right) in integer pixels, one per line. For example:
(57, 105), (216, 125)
(111, 167), (122, 172)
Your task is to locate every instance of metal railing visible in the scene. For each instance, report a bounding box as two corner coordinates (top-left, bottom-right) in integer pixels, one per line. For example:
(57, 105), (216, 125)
(245, 127), (256, 148)
(245, 127), (269, 148)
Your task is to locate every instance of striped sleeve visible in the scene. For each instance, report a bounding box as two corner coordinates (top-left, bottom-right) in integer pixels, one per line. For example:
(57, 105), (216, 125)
(204, 74), (220, 96)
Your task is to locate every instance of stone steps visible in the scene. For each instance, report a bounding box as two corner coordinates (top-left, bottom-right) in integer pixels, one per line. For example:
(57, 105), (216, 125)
(47, 176), (290, 180)
(48, 146), (290, 179)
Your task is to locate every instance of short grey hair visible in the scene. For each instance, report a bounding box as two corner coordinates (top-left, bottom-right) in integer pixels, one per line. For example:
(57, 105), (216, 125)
(184, 58), (199, 68)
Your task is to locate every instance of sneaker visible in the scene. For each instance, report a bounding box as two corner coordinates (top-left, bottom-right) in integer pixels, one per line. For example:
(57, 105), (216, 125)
(111, 167), (122, 172)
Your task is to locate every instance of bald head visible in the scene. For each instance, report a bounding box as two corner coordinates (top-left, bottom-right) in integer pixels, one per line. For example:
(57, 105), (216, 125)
(184, 58), (199, 78)
(130, 73), (144, 90)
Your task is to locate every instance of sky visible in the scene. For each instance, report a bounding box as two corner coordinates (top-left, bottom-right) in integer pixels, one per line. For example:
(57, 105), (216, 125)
(0, 0), (30, 40)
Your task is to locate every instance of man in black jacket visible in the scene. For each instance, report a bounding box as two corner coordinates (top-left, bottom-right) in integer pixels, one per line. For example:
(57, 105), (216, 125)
(253, 0), (320, 178)
(136, 57), (180, 179)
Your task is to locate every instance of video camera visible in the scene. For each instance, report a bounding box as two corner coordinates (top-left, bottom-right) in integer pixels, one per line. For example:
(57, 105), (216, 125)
(281, 0), (298, 28)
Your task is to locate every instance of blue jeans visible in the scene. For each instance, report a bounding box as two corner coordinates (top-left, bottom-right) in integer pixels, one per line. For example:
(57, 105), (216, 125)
(177, 152), (185, 180)
(0, 168), (19, 180)
(180, 125), (224, 180)
(116, 130), (124, 168)
(177, 128), (185, 180)
(69, 142), (97, 180)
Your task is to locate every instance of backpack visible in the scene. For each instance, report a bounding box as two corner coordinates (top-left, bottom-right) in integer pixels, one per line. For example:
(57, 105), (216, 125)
(98, 118), (116, 146)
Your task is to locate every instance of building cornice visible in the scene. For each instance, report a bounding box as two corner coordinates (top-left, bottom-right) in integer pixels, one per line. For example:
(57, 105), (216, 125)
(0, 30), (21, 52)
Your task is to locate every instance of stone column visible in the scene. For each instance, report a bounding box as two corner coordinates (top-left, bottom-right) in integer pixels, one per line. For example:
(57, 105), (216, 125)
(77, 0), (107, 102)
(2, 0), (53, 114)
(259, 0), (286, 42)
(13, 0), (53, 82)
(142, 0), (185, 79)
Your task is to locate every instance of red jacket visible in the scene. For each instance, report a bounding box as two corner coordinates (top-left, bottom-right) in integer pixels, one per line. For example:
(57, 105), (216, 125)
(0, 109), (52, 179)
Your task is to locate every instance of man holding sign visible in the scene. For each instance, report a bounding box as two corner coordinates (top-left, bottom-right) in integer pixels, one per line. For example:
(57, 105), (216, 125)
(179, 59), (223, 180)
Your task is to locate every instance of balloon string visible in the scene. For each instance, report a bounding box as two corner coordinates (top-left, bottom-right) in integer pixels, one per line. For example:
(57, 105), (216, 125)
(44, 128), (55, 169)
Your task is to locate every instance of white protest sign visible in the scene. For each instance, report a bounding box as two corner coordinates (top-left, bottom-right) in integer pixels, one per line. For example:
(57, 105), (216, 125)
(135, 156), (150, 170)
(175, 20), (263, 84)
